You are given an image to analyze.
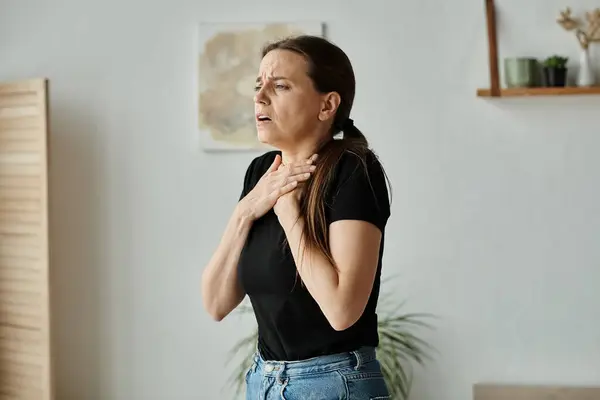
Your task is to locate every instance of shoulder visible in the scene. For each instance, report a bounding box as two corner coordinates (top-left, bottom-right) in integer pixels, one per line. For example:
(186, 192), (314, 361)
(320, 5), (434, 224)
(241, 150), (280, 193)
(326, 148), (391, 230)
(331, 149), (389, 197)
(246, 150), (280, 175)
(334, 148), (385, 179)
(244, 150), (280, 178)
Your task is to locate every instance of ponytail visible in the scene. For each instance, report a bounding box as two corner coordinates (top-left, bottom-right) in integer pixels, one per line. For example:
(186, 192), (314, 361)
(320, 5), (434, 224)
(338, 117), (368, 145)
(295, 117), (372, 272)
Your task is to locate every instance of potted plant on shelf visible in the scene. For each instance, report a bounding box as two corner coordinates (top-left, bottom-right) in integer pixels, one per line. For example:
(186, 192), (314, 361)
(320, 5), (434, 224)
(223, 277), (436, 400)
(541, 55), (569, 87)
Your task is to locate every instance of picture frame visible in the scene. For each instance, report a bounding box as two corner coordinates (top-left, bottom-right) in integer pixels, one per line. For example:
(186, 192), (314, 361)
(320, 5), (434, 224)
(196, 21), (325, 152)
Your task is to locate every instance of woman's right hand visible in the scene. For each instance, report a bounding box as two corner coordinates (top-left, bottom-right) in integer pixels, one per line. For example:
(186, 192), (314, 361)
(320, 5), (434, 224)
(239, 154), (317, 221)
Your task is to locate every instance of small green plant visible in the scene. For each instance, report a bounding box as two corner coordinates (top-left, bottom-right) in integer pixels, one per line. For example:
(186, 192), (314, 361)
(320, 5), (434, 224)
(224, 276), (436, 400)
(543, 55), (569, 69)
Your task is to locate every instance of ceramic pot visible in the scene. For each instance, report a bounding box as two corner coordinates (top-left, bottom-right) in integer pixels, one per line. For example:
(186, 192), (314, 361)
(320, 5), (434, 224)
(542, 67), (567, 87)
(504, 57), (538, 87)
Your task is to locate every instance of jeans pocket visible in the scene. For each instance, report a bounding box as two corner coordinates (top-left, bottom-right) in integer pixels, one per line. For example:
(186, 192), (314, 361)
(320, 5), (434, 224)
(341, 369), (390, 400)
(279, 371), (346, 400)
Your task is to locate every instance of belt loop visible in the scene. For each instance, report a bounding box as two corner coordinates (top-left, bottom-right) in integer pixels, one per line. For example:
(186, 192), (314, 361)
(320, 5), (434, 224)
(352, 350), (362, 370)
(276, 362), (285, 383)
(252, 352), (259, 372)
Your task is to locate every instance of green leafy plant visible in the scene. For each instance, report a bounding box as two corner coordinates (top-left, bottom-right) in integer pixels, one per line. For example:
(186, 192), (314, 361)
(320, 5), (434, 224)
(542, 55), (569, 69)
(224, 277), (436, 399)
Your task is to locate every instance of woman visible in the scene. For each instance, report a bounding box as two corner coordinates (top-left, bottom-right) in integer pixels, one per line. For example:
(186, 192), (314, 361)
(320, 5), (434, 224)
(201, 35), (391, 399)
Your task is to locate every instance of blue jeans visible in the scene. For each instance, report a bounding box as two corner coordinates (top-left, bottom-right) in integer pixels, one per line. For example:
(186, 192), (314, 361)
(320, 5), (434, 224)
(245, 346), (390, 400)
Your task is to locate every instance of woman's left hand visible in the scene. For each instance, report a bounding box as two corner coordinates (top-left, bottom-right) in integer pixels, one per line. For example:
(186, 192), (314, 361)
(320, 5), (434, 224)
(273, 183), (302, 223)
(274, 154), (317, 223)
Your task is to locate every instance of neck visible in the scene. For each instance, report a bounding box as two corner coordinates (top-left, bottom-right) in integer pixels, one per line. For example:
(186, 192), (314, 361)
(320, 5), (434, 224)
(281, 149), (315, 165)
(280, 137), (331, 165)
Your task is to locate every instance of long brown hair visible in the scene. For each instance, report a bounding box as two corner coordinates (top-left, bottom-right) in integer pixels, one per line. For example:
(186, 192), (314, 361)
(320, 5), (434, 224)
(262, 35), (389, 271)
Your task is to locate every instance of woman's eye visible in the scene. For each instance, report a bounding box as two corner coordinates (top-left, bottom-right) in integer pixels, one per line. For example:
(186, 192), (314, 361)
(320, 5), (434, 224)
(254, 84), (288, 91)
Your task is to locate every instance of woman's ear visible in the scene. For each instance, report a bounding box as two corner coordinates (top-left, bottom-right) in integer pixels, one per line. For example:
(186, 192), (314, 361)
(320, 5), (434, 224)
(318, 91), (341, 122)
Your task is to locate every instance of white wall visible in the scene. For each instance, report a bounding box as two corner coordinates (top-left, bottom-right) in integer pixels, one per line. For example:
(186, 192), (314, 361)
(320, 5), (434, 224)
(2, 0), (600, 399)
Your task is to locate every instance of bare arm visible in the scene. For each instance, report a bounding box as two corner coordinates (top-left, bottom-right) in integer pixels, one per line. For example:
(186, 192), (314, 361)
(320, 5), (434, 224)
(278, 215), (382, 331)
(201, 154), (316, 321)
(273, 153), (389, 331)
(201, 204), (253, 321)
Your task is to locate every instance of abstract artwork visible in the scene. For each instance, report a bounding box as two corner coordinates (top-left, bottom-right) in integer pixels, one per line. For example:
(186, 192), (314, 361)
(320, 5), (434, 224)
(197, 21), (324, 152)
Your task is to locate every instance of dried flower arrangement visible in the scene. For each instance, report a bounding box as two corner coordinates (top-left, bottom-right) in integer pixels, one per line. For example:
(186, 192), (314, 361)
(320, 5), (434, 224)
(557, 7), (600, 49)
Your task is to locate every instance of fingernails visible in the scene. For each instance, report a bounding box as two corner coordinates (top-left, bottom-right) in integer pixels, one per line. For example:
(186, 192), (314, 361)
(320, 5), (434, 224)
(306, 154), (319, 164)
(309, 165), (316, 171)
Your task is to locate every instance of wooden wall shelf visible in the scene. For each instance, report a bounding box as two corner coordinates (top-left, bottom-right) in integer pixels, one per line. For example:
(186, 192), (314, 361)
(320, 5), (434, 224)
(477, 0), (600, 98)
(477, 86), (600, 97)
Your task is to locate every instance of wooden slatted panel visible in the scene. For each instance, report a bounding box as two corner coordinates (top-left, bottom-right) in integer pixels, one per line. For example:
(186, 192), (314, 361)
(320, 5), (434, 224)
(474, 384), (600, 400)
(0, 78), (52, 400)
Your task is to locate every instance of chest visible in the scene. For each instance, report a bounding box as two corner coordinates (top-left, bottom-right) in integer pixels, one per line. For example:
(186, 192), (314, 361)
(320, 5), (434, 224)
(238, 212), (299, 295)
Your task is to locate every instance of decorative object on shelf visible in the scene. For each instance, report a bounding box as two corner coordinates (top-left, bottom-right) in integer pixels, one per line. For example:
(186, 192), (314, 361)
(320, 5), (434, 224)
(504, 57), (538, 88)
(541, 55), (568, 87)
(557, 7), (600, 48)
(556, 7), (599, 86)
(196, 21), (324, 152)
(224, 278), (436, 400)
(476, 0), (600, 97)
(577, 47), (595, 86)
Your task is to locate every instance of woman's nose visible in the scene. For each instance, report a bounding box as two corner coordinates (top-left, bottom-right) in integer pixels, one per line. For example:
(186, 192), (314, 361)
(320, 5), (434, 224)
(254, 88), (268, 104)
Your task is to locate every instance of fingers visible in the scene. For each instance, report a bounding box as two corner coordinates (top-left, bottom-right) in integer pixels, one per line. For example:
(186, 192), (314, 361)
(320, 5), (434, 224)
(277, 153), (318, 168)
(265, 154), (282, 174)
(301, 154), (318, 165)
(293, 172), (312, 183)
(269, 154), (319, 196)
(290, 164), (316, 176)
(277, 154), (318, 177)
(268, 179), (298, 202)
(279, 180), (299, 195)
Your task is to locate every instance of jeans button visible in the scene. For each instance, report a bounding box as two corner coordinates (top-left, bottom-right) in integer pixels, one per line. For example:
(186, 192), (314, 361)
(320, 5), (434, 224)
(264, 364), (274, 372)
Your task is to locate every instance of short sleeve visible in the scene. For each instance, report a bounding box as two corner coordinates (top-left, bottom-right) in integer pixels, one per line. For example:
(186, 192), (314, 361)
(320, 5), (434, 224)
(239, 157), (258, 201)
(238, 151), (278, 201)
(326, 151), (391, 232)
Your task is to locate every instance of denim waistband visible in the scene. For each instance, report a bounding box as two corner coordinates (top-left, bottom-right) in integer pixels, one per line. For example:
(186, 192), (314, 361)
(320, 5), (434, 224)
(251, 346), (377, 378)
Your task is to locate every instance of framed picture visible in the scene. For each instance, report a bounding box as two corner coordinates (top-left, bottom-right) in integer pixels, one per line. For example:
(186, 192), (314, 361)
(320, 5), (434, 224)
(196, 21), (324, 152)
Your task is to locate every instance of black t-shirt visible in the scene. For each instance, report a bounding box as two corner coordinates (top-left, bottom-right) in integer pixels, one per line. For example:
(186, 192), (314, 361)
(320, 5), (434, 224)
(237, 148), (391, 361)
